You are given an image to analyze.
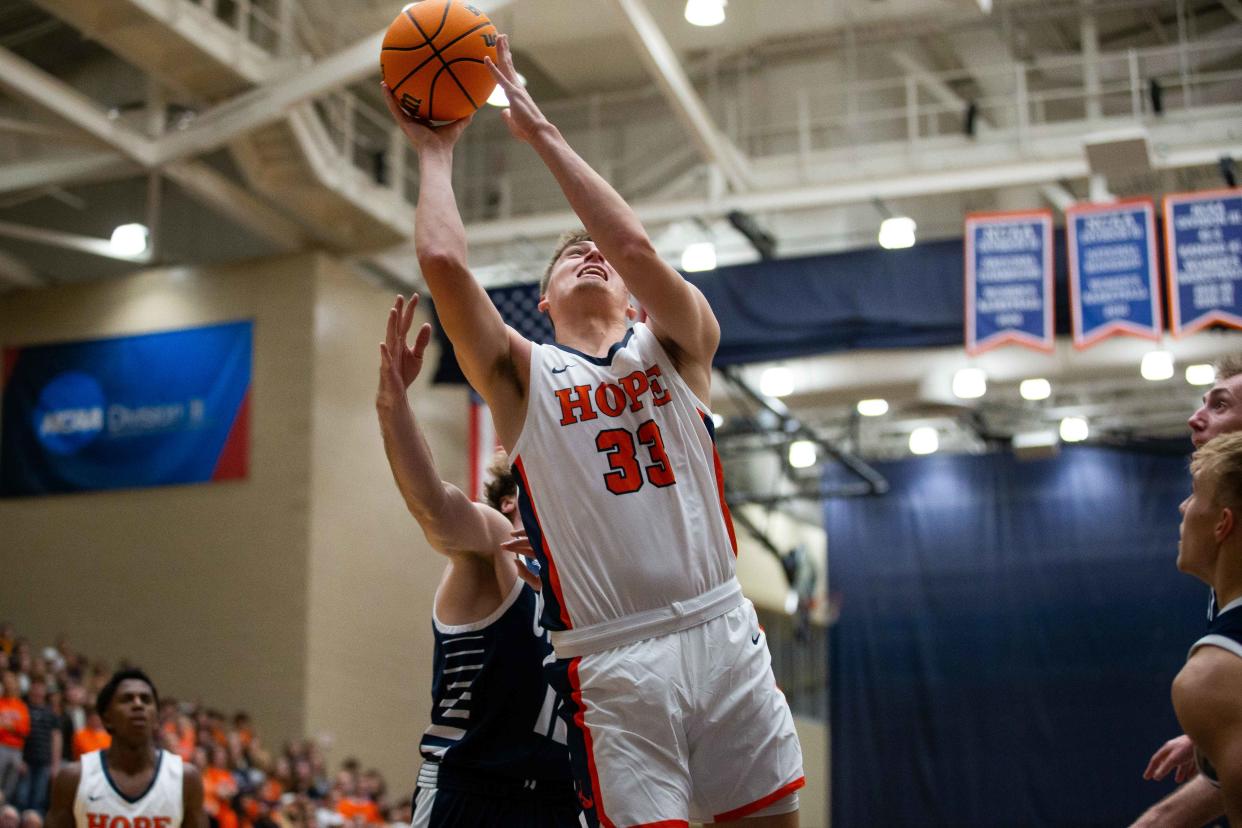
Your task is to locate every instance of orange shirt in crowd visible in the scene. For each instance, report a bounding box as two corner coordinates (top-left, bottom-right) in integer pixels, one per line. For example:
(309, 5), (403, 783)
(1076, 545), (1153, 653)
(73, 726), (111, 758)
(0, 698), (31, 750)
(336, 798), (383, 825)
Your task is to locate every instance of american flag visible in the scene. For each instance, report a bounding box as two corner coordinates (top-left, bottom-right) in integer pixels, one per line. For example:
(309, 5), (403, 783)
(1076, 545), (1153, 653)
(487, 282), (555, 343)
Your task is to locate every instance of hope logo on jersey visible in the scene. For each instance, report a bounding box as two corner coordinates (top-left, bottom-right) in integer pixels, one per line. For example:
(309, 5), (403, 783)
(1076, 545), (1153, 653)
(85, 815), (173, 828)
(553, 363), (671, 426)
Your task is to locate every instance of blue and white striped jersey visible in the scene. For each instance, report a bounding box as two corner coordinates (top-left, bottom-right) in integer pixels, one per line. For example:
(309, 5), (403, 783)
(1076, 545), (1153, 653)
(418, 577), (572, 782)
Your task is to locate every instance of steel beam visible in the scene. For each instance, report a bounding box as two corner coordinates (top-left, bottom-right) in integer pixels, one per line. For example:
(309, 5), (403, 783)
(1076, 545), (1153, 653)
(611, 0), (753, 193)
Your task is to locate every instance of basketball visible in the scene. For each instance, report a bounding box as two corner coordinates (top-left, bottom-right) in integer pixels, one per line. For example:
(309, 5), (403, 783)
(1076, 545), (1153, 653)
(380, 1), (500, 123)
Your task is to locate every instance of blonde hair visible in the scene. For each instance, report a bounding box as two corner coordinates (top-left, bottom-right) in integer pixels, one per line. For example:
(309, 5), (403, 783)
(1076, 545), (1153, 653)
(1191, 431), (1242, 512)
(1214, 354), (1242, 382)
(540, 229), (592, 298)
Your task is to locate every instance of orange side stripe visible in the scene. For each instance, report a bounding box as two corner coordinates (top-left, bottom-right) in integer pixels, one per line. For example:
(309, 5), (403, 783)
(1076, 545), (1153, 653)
(513, 457), (573, 629)
(568, 658), (614, 828)
(713, 776), (806, 822)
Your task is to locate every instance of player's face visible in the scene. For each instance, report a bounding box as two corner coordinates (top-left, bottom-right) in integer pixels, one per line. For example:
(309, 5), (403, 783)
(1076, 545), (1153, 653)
(105, 679), (158, 743)
(540, 241), (634, 321)
(1178, 471), (1223, 582)
(1189, 374), (1242, 447)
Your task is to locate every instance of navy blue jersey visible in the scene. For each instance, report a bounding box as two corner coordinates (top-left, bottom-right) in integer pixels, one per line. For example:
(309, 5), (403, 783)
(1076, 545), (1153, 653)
(419, 578), (572, 783)
(1189, 596), (1242, 786)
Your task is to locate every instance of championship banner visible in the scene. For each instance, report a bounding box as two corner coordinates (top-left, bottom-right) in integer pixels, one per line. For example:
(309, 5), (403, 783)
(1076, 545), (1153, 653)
(965, 210), (1055, 355)
(1164, 189), (1242, 336)
(1067, 199), (1161, 349)
(1, 321), (252, 496)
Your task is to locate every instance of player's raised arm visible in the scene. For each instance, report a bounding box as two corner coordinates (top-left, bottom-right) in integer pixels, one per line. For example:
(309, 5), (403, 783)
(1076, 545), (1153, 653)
(376, 293), (513, 558)
(381, 87), (531, 421)
(484, 36), (720, 376)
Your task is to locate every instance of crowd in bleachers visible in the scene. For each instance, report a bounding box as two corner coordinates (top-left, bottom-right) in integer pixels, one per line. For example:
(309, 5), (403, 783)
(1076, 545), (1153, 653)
(0, 624), (410, 828)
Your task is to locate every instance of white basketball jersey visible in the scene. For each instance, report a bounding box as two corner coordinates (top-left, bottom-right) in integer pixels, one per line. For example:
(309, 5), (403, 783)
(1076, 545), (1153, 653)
(74, 750), (184, 828)
(511, 323), (740, 655)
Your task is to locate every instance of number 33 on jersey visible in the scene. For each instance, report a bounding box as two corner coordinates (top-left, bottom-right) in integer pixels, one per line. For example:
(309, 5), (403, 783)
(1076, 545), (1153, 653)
(510, 323), (739, 635)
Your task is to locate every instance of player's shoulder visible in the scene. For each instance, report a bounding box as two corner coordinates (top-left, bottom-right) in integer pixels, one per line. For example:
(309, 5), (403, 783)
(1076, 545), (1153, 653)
(1175, 646), (1242, 728)
(180, 760), (202, 786)
(52, 761), (83, 797)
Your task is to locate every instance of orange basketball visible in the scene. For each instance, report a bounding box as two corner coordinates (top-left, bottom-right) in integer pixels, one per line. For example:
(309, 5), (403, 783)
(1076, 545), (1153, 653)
(380, 1), (500, 123)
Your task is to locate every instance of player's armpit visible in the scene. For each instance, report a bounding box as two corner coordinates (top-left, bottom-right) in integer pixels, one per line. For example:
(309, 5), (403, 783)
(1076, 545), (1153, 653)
(422, 497), (514, 560)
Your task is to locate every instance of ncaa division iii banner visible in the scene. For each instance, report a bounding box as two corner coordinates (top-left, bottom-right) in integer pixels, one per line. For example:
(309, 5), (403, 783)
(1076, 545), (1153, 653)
(965, 210), (1055, 355)
(1, 321), (251, 496)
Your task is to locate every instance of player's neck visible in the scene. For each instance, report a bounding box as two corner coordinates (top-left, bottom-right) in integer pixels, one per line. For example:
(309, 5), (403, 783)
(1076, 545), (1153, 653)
(553, 315), (630, 358)
(1212, 549), (1242, 610)
(107, 741), (157, 774)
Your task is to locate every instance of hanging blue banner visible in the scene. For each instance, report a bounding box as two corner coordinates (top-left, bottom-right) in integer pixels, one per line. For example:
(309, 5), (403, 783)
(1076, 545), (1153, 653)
(965, 210), (1055, 355)
(1067, 199), (1161, 349)
(1164, 189), (1242, 336)
(1, 321), (252, 497)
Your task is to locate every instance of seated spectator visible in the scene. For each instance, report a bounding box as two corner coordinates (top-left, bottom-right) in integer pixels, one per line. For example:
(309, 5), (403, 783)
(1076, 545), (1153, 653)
(203, 746), (240, 828)
(15, 679), (59, 816)
(71, 707), (110, 759)
(0, 804), (18, 828)
(0, 626), (14, 658)
(17, 812), (39, 828)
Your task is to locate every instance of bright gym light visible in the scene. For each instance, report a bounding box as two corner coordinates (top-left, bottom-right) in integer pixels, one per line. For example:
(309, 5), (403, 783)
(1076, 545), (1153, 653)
(486, 72), (527, 107)
(680, 241), (717, 273)
(878, 216), (917, 250)
(857, 398), (889, 417)
(684, 0), (726, 27)
(759, 366), (795, 398)
(110, 223), (149, 257)
(789, 440), (818, 469)
(952, 367), (987, 400)
(909, 426), (939, 455)
(1059, 416), (1089, 443)
(711, 412), (724, 428)
(1019, 378), (1051, 401)
(784, 589), (799, 615)
(1140, 350), (1174, 381)
(1186, 363), (1216, 386)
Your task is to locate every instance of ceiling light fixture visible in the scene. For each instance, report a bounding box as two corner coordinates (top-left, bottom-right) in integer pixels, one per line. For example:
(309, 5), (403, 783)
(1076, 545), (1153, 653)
(1019, 378), (1051, 401)
(1185, 363), (1216, 386)
(856, 398), (889, 417)
(685, 0), (726, 27)
(759, 366), (795, 398)
(1140, 350), (1174, 381)
(680, 241), (717, 272)
(878, 216), (916, 250)
(110, 223), (149, 257)
(952, 367), (987, 400)
(1060, 416), (1089, 443)
(909, 426), (939, 455)
(789, 440), (818, 469)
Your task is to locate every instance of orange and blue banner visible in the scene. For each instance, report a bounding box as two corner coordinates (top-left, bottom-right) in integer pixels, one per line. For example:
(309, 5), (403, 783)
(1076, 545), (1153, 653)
(965, 210), (1055, 355)
(1067, 199), (1161, 349)
(1, 321), (251, 496)
(1164, 188), (1242, 336)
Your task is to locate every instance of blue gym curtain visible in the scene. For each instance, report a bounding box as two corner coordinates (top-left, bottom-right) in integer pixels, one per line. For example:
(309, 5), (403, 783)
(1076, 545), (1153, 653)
(826, 445), (1205, 828)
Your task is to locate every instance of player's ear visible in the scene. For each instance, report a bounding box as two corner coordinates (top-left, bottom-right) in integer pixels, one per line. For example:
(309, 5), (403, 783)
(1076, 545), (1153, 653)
(1215, 506), (1235, 543)
(537, 295), (550, 314)
(500, 495), (517, 516)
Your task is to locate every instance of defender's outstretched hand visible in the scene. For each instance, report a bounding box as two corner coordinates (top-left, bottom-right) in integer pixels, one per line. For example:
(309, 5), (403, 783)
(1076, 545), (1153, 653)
(1144, 734), (1199, 784)
(484, 34), (551, 144)
(381, 82), (474, 152)
(378, 293), (432, 410)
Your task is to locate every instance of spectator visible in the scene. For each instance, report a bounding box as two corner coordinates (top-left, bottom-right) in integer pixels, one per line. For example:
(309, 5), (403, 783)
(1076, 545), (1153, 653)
(0, 627), (14, 659)
(71, 707), (110, 759)
(202, 746), (239, 828)
(0, 671), (30, 805)
(0, 805), (17, 828)
(14, 680), (58, 816)
(16, 812), (38, 828)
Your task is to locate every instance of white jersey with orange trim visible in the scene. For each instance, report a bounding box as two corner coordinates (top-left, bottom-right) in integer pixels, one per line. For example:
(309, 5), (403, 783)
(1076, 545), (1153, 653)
(74, 750), (184, 828)
(510, 322), (741, 655)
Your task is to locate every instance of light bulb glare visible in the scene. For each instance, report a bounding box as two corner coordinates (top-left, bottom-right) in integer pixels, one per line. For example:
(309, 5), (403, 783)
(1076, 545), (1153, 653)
(759, 367), (795, 398)
(1060, 416), (1089, 442)
(878, 216), (916, 250)
(680, 241), (717, 272)
(952, 368), (987, 400)
(1186, 363), (1216, 386)
(1141, 350), (1175, 381)
(110, 223), (148, 257)
(685, 0), (726, 26)
(856, 398), (889, 417)
(909, 426), (939, 455)
(1019, 378), (1051, 401)
(789, 440), (818, 469)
